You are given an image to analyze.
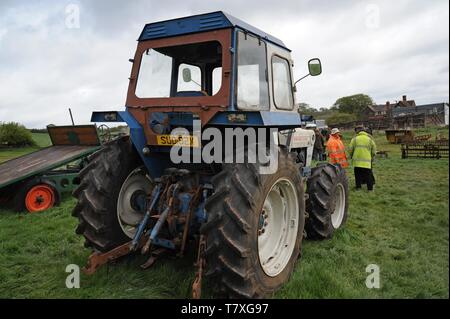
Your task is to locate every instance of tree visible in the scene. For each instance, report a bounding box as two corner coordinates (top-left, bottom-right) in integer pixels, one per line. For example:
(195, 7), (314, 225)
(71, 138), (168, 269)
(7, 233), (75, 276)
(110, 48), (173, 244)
(0, 122), (35, 147)
(297, 103), (315, 113)
(326, 113), (357, 127)
(333, 94), (374, 119)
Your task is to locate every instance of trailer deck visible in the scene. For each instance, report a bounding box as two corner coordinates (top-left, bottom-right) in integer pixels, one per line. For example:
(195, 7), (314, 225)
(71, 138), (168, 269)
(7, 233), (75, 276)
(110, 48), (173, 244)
(0, 145), (98, 189)
(0, 125), (102, 212)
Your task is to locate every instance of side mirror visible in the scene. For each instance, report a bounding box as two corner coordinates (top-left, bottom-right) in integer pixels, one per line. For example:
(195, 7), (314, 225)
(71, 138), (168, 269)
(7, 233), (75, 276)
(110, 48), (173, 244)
(182, 68), (192, 83)
(294, 58), (322, 87)
(308, 58), (322, 76)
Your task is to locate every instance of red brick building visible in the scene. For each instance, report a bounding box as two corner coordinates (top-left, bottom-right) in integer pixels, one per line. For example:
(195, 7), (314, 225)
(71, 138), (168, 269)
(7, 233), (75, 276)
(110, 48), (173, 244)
(366, 95), (416, 120)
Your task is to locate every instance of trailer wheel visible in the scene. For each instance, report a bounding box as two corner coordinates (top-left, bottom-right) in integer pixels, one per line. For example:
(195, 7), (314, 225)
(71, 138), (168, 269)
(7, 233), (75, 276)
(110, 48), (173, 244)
(201, 148), (305, 298)
(305, 163), (349, 239)
(72, 136), (145, 252)
(14, 179), (60, 213)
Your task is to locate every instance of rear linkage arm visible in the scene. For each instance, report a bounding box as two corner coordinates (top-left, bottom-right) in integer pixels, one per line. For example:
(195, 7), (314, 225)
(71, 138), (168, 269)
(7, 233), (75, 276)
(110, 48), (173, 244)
(83, 180), (166, 275)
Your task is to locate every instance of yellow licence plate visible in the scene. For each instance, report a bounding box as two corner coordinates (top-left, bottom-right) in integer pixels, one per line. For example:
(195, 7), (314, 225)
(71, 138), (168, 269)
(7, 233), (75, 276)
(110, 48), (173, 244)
(156, 135), (199, 147)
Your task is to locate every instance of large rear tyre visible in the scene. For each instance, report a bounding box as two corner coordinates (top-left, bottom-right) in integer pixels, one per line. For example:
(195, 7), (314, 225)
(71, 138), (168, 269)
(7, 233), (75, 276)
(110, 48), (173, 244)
(202, 148), (305, 298)
(305, 163), (349, 240)
(72, 136), (149, 252)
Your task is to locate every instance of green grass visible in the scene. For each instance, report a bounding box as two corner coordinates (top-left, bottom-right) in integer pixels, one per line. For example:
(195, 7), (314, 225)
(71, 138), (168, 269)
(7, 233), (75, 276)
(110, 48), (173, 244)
(0, 128), (448, 298)
(0, 133), (51, 163)
(31, 132), (51, 147)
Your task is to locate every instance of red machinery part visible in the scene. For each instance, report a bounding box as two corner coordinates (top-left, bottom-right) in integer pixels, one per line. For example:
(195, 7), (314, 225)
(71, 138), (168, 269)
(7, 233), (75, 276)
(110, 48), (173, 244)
(25, 184), (56, 213)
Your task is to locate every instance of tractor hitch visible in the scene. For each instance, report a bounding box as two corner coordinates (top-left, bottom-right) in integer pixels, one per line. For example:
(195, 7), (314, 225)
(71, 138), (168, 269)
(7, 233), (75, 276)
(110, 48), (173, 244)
(140, 247), (167, 270)
(82, 236), (147, 275)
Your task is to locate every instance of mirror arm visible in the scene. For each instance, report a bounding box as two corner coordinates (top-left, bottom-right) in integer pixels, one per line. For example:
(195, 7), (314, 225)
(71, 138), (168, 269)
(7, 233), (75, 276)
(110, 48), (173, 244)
(294, 73), (310, 86)
(191, 79), (202, 88)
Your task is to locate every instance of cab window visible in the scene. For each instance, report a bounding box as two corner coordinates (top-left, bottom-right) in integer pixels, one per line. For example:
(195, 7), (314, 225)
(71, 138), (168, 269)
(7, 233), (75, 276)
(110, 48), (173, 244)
(272, 55), (294, 109)
(236, 32), (269, 110)
(177, 63), (201, 92)
(135, 49), (172, 98)
(135, 41), (222, 98)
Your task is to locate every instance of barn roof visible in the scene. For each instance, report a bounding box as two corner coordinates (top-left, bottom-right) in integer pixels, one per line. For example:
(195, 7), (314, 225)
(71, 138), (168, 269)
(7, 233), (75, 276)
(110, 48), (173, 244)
(392, 103), (448, 117)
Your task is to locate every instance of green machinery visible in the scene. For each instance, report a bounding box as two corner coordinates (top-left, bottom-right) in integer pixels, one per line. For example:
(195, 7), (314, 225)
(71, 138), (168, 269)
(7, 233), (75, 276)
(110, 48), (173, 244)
(0, 125), (101, 212)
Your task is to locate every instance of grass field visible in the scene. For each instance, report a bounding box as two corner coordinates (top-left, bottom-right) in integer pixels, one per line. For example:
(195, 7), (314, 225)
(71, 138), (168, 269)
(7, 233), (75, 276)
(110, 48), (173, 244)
(0, 128), (448, 298)
(0, 133), (51, 163)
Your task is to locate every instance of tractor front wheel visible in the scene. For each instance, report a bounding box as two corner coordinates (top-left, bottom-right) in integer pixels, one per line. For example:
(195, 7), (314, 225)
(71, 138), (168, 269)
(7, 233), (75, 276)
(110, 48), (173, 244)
(305, 163), (349, 239)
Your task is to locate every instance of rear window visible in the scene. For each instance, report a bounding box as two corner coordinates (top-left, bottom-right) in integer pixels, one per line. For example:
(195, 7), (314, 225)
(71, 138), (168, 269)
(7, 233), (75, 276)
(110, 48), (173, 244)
(135, 41), (223, 98)
(236, 32), (269, 110)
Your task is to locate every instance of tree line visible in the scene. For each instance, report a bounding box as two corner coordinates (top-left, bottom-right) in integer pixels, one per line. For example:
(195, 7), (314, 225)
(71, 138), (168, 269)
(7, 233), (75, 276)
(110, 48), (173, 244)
(0, 122), (36, 147)
(299, 93), (374, 126)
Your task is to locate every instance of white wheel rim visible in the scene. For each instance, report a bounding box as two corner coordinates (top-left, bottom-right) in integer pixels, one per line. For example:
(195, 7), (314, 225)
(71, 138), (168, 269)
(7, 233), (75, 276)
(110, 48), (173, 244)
(117, 167), (153, 238)
(331, 183), (345, 229)
(258, 178), (299, 277)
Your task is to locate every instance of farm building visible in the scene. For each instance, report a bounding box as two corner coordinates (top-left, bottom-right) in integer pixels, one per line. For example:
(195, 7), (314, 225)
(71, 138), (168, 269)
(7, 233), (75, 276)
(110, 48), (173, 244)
(366, 95), (416, 120)
(391, 102), (449, 129)
(364, 95), (449, 129)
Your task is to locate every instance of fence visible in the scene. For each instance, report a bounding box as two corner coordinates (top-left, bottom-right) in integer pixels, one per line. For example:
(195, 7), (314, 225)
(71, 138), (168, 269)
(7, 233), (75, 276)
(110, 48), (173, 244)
(401, 140), (449, 159)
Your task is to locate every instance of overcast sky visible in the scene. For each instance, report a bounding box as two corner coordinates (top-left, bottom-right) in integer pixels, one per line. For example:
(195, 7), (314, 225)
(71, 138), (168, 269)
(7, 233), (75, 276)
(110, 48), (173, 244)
(0, 0), (448, 128)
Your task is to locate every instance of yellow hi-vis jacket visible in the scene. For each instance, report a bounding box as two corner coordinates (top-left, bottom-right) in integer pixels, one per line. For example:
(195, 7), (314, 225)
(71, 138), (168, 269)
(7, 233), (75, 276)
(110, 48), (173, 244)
(349, 131), (377, 169)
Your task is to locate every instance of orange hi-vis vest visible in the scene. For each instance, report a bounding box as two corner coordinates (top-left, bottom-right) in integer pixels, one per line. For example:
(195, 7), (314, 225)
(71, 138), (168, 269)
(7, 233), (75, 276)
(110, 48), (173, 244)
(326, 135), (349, 168)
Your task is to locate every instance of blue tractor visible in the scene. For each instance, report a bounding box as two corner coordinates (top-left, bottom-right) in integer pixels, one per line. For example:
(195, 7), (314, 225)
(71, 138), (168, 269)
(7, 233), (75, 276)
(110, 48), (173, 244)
(73, 11), (349, 298)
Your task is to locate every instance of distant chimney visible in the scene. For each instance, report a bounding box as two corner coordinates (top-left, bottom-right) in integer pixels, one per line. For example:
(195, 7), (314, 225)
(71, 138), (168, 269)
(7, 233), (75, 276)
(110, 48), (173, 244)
(402, 95), (407, 102)
(386, 101), (390, 108)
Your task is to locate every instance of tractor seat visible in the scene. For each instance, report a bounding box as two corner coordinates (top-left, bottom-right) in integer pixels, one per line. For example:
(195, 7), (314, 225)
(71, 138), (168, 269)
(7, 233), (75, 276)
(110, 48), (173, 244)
(175, 91), (207, 97)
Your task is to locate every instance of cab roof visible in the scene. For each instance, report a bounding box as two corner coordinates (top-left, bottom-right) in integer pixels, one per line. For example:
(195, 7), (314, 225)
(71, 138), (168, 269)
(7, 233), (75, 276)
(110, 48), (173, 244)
(138, 11), (290, 51)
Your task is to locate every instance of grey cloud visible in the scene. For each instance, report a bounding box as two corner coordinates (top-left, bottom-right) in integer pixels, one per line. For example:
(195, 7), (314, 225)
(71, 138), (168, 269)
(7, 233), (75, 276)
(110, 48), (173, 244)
(0, 0), (448, 127)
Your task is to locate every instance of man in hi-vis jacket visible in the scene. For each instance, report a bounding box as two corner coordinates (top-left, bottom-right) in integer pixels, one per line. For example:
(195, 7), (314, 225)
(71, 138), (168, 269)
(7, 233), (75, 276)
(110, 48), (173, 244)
(349, 125), (377, 191)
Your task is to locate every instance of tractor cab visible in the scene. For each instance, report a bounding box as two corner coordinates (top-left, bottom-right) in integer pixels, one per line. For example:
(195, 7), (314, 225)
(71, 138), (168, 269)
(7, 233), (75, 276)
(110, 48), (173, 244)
(122, 11), (321, 125)
(92, 11), (322, 177)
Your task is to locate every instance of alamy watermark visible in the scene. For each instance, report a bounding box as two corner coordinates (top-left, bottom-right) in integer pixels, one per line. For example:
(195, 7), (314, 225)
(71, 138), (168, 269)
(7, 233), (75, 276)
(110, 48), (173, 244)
(168, 120), (280, 174)
(365, 4), (380, 29)
(365, 264), (380, 289)
(65, 264), (80, 289)
(65, 4), (80, 29)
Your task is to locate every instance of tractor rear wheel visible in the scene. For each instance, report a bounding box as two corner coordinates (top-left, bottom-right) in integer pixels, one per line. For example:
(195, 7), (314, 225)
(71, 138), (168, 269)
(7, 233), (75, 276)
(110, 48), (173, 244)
(305, 163), (349, 239)
(201, 148), (305, 298)
(72, 136), (148, 252)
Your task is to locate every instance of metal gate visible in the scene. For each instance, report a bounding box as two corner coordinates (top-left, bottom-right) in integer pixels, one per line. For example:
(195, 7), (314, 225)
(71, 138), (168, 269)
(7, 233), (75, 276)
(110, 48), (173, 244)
(401, 140), (449, 159)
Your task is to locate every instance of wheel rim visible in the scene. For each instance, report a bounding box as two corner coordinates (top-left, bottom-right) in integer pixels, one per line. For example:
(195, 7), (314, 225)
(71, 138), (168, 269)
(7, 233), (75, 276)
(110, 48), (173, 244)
(258, 178), (299, 277)
(331, 183), (345, 229)
(25, 185), (55, 213)
(117, 167), (153, 238)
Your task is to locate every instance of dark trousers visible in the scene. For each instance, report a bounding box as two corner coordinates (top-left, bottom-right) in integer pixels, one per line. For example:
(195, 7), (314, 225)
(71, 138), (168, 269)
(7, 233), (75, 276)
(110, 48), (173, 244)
(313, 148), (323, 161)
(354, 167), (375, 190)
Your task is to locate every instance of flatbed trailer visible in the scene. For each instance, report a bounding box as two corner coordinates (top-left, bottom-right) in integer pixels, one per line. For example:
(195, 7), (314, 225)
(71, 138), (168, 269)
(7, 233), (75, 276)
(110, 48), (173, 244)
(0, 125), (101, 212)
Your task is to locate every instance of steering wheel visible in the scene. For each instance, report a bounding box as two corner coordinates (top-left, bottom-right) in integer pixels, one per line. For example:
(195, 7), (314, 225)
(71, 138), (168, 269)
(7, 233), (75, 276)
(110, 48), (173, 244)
(98, 124), (111, 143)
